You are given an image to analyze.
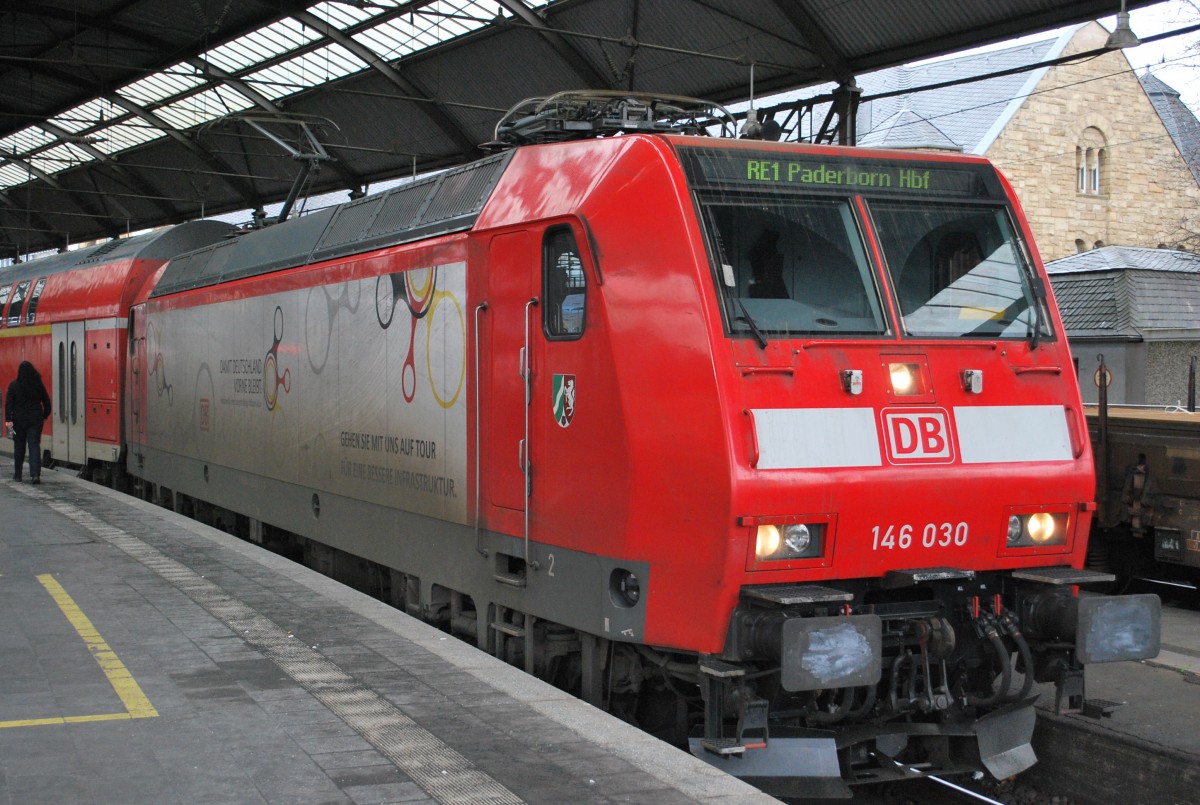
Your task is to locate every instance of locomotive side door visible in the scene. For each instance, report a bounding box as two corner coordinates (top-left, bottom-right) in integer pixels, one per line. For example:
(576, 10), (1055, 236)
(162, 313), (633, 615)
(482, 226), (588, 551)
(51, 320), (86, 465)
(484, 232), (535, 519)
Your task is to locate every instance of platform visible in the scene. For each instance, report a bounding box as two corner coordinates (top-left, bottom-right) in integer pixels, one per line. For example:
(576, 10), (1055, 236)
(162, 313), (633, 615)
(0, 470), (775, 805)
(4, 470), (1199, 805)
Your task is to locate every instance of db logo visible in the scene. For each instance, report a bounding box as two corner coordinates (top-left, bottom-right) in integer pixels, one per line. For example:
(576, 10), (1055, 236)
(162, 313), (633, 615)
(881, 408), (954, 464)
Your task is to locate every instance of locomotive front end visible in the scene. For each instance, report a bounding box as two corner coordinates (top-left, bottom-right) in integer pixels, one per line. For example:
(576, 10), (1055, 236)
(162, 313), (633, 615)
(675, 140), (1161, 796)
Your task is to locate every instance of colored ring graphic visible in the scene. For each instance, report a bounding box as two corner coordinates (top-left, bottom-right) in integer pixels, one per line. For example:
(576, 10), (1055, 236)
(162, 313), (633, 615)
(306, 281), (361, 374)
(147, 323), (173, 405)
(402, 313), (420, 402)
(194, 363), (214, 443)
(264, 353), (291, 410)
(399, 266), (438, 403)
(425, 289), (466, 410)
(265, 306), (290, 411)
(376, 274), (400, 328)
(405, 267), (436, 316)
(151, 353), (172, 404)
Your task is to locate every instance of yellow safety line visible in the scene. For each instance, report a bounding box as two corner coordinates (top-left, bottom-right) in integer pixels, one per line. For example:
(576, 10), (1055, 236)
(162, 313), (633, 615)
(0, 712), (141, 728)
(0, 574), (159, 729)
(0, 324), (52, 339)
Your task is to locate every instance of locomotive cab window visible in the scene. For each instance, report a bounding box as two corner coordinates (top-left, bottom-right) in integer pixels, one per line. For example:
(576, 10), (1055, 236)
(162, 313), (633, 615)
(871, 202), (1053, 341)
(700, 197), (887, 338)
(543, 225), (587, 339)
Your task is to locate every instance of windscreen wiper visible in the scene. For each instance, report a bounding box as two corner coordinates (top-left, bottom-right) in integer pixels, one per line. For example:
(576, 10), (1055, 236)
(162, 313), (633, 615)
(735, 294), (769, 350)
(705, 208), (769, 350)
(1028, 276), (1046, 350)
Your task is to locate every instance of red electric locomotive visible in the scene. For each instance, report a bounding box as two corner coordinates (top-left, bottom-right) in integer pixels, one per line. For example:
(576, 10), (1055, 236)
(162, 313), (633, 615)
(0, 221), (234, 476)
(11, 94), (1161, 797)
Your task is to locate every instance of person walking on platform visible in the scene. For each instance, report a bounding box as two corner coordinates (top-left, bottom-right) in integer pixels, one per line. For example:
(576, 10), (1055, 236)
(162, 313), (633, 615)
(5, 360), (51, 484)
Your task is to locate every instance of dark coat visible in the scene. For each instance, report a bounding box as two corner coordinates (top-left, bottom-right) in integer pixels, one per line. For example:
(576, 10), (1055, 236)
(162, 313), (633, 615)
(5, 363), (51, 428)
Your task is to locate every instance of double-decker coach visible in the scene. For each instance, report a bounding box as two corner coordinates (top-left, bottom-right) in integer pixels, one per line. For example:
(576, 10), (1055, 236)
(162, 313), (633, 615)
(0, 221), (234, 478)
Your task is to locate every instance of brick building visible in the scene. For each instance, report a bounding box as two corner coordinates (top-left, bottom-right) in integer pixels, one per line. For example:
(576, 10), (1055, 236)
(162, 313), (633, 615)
(849, 22), (1200, 261)
(829, 23), (1200, 406)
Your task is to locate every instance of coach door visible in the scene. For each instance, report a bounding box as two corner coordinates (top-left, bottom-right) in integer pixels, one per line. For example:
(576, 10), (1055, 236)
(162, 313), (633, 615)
(51, 321), (86, 464)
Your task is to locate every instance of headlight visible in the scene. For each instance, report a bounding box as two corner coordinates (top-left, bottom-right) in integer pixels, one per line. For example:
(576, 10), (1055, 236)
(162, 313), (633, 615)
(755, 522), (824, 561)
(1005, 511), (1069, 548)
(784, 523), (812, 554)
(755, 525), (782, 558)
(889, 363), (918, 395)
(1027, 512), (1056, 543)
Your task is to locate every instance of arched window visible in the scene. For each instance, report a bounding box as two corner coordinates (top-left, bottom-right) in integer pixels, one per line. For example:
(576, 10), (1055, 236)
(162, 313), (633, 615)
(1076, 128), (1107, 196)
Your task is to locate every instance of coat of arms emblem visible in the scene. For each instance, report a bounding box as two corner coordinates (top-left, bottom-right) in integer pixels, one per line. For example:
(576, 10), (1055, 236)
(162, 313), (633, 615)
(552, 374), (576, 427)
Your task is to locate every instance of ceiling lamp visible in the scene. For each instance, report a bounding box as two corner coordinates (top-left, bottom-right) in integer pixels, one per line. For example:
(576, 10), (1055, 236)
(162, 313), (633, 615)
(1105, 1), (1141, 49)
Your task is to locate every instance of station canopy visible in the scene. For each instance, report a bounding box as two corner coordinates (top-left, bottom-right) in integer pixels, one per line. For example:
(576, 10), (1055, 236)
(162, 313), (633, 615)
(0, 0), (1163, 259)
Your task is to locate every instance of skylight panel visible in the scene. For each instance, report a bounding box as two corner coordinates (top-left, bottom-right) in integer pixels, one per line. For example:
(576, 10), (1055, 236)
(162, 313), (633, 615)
(30, 143), (96, 176)
(0, 127), (56, 159)
(354, 1), (492, 61)
(156, 86), (256, 131)
(53, 98), (170, 158)
(309, 1), (384, 29)
(355, 17), (436, 56)
(51, 100), (111, 134)
(119, 64), (206, 107)
(243, 43), (363, 100)
(92, 122), (168, 155)
(204, 18), (324, 75)
(1, 122), (117, 179)
(0, 164), (30, 188)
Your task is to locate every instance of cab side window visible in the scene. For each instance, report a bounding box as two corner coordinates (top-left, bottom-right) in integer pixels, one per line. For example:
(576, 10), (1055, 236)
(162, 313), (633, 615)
(543, 226), (587, 339)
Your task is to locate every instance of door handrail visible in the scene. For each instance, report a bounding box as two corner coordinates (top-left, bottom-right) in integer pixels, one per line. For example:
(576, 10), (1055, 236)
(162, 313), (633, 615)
(474, 301), (488, 557)
(523, 297), (540, 570)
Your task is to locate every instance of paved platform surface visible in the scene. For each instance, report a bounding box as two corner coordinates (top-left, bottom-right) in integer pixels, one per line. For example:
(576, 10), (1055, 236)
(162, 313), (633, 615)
(0, 470), (776, 805)
(4, 469), (1199, 805)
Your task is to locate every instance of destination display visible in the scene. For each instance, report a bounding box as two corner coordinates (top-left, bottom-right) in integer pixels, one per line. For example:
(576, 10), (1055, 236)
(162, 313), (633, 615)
(680, 146), (999, 199)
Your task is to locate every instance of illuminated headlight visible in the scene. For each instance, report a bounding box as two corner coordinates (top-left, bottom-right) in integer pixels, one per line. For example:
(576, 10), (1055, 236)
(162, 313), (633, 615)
(889, 363), (918, 395)
(892, 364), (916, 395)
(756, 523), (824, 561)
(1027, 512), (1057, 543)
(1006, 512), (1068, 547)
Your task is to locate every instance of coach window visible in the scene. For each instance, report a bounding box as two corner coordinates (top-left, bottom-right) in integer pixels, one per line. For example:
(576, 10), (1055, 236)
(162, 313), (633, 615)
(6, 280), (29, 327)
(543, 225), (587, 339)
